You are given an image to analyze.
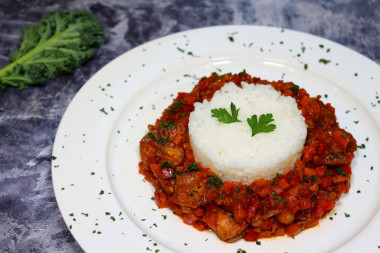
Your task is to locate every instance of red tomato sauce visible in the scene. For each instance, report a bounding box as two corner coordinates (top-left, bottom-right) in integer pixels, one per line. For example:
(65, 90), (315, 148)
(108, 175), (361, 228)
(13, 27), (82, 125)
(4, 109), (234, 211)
(139, 71), (357, 242)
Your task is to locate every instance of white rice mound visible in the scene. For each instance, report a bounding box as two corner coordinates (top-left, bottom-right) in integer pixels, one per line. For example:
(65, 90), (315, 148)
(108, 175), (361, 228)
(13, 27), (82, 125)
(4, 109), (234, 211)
(188, 82), (307, 184)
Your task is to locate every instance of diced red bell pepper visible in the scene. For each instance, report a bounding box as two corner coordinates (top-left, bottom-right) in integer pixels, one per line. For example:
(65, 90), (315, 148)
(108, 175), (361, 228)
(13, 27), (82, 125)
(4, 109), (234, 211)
(320, 177), (333, 189)
(247, 197), (259, 219)
(317, 199), (334, 212)
(154, 190), (168, 208)
(316, 166), (327, 177)
(177, 92), (196, 105)
(302, 145), (316, 163)
(304, 167), (317, 177)
(244, 229), (259, 241)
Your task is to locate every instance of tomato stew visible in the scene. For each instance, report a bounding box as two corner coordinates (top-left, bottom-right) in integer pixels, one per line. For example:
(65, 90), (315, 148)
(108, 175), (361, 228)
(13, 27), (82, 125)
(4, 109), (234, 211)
(139, 71), (357, 243)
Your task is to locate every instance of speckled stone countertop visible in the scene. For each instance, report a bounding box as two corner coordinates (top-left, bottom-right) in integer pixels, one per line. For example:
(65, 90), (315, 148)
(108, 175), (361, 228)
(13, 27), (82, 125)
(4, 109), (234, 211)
(0, 0), (379, 252)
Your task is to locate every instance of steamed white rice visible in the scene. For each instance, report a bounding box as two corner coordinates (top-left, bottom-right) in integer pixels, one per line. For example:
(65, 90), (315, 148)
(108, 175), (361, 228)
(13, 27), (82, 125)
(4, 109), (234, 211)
(188, 82), (307, 184)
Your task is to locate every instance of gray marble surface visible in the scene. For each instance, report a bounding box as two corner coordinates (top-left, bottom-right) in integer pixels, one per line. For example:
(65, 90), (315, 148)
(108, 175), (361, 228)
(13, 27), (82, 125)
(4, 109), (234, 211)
(0, 0), (379, 252)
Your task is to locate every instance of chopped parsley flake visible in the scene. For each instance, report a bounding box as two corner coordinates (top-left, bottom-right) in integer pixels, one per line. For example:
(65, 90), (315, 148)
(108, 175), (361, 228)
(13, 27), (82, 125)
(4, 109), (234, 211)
(169, 101), (186, 113)
(206, 174), (223, 187)
(336, 168), (347, 176)
(146, 133), (156, 140)
(319, 58), (331, 64)
(100, 108), (108, 115)
(187, 163), (199, 172)
(156, 137), (167, 146)
(160, 120), (175, 129)
(357, 144), (366, 149)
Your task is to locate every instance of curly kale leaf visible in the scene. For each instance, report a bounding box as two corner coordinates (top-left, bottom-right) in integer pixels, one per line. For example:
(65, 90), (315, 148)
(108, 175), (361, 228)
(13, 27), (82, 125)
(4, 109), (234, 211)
(0, 9), (104, 91)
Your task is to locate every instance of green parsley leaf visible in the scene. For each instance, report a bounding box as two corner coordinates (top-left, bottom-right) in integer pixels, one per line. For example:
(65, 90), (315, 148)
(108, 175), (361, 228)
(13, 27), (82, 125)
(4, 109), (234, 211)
(247, 113), (276, 136)
(211, 102), (241, 123)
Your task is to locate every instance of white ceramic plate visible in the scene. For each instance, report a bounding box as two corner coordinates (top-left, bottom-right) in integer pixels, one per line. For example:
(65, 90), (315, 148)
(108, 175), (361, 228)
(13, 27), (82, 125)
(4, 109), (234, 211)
(52, 25), (380, 253)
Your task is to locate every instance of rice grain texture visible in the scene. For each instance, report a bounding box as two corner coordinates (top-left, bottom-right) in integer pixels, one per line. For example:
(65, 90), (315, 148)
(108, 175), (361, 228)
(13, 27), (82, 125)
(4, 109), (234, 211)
(188, 82), (307, 184)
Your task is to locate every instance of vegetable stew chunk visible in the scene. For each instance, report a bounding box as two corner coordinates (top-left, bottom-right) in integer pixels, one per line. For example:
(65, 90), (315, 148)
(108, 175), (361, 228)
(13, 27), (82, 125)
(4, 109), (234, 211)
(172, 172), (218, 209)
(203, 204), (248, 242)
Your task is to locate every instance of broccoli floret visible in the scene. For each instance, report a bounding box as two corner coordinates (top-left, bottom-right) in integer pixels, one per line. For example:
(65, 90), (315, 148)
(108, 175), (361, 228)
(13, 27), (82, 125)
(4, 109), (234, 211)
(0, 9), (104, 91)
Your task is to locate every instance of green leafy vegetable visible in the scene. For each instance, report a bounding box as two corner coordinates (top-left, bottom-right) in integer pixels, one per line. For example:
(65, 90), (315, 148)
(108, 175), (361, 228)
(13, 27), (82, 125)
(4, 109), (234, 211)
(211, 102), (241, 123)
(247, 113), (276, 136)
(0, 9), (104, 91)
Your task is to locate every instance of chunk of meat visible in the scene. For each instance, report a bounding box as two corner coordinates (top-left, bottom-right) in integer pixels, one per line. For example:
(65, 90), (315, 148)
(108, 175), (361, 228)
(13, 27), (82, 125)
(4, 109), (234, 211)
(140, 137), (157, 163)
(172, 172), (218, 209)
(156, 145), (184, 166)
(149, 164), (175, 194)
(202, 204), (248, 242)
(319, 152), (348, 166)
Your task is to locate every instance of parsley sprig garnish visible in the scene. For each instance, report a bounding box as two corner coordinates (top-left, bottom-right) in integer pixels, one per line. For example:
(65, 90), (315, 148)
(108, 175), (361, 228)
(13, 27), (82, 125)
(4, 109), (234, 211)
(247, 113), (276, 136)
(211, 102), (241, 123)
